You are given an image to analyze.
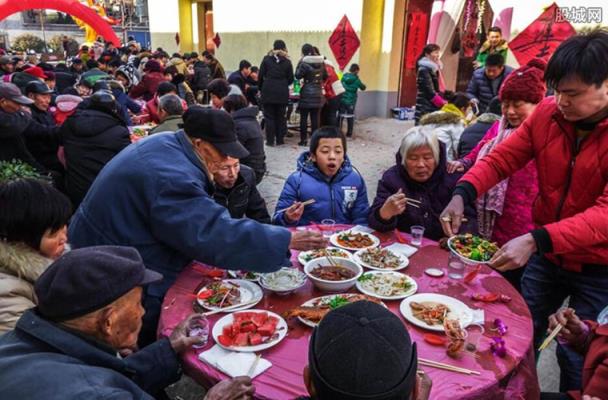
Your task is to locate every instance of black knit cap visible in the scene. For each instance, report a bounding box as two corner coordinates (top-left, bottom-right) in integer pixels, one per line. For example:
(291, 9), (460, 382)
(309, 301), (418, 400)
(35, 246), (162, 321)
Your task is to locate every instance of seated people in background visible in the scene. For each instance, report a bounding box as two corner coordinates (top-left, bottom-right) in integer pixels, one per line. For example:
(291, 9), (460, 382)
(300, 301), (431, 400)
(0, 178), (71, 334)
(539, 307), (608, 400)
(368, 126), (476, 241)
(149, 94), (184, 134)
(24, 81), (64, 179)
(68, 107), (326, 345)
(128, 59), (166, 102)
(52, 91), (83, 125)
(140, 82), (183, 124)
(223, 94), (266, 184)
(474, 26), (509, 69)
(447, 59), (545, 292)
(419, 91), (471, 161)
(273, 126), (369, 226)
(245, 65), (259, 106)
(228, 59), (252, 93)
(212, 156), (271, 223)
(207, 78), (231, 109)
(61, 89), (131, 209)
(0, 246), (255, 399)
(163, 65), (196, 106)
(457, 97), (501, 158)
(467, 53), (513, 113)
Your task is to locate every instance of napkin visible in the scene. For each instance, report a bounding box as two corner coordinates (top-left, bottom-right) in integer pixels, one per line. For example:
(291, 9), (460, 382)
(385, 242), (418, 258)
(199, 345), (272, 379)
(470, 308), (485, 325)
(349, 225), (375, 234)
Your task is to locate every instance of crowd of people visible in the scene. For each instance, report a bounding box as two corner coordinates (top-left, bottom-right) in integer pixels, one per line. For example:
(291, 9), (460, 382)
(0, 26), (606, 400)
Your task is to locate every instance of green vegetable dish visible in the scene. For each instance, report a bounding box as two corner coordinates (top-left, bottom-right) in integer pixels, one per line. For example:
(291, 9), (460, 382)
(450, 234), (498, 262)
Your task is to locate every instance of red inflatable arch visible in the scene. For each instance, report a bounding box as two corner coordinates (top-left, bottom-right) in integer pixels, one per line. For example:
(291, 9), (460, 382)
(0, 0), (121, 46)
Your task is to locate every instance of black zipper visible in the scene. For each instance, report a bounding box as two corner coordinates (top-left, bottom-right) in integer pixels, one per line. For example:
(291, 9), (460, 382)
(554, 119), (583, 221)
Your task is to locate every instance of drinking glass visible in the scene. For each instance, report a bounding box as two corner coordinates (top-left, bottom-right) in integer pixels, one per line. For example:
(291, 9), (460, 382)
(188, 314), (209, 349)
(321, 219), (336, 238)
(465, 324), (484, 353)
(447, 252), (465, 279)
(410, 225), (425, 246)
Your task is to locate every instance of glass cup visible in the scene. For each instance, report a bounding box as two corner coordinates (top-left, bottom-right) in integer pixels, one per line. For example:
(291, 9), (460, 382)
(447, 252), (465, 280)
(465, 324), (485, 353)
(321, 219), (336, 239)
(187, 314), (210, 349)
(410, 225), (425, 246)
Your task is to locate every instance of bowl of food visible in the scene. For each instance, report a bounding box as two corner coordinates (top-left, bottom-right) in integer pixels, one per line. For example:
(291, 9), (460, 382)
(259, 267), (307, 295)
(447, 234), (499, 264)
(304, 257), (363, 292)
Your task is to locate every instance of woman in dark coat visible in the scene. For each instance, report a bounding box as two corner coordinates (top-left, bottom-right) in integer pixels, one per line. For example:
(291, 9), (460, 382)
(414, 44), (446, 125)
(368, 126), (476, 240)
(60, 90), (131, 208)
(294, 44), (327, 146)
(258, 40), (294, 146)
(223, 94), (266, 184)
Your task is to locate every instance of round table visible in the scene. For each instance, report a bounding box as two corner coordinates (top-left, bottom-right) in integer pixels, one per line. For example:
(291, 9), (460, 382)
(158, 227), (540, 400)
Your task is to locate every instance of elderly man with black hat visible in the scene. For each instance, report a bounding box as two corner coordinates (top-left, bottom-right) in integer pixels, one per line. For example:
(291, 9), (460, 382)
(301, 301), (432, 400)
(0, 82), (60, 175)
(0, 246), (256, 399)
(69, 106), (326, 345)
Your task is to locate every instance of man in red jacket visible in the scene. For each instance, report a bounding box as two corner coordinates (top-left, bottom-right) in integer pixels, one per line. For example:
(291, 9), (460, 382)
(441, 29), (608, 392)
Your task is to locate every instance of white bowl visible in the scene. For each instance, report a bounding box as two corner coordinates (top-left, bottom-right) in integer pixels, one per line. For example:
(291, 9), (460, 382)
(304, 257), (363, 292)
(259, 267), (307, 295)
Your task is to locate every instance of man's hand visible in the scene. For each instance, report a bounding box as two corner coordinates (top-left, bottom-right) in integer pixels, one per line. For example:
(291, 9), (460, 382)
(447, 161), (465, 174)
(582, 396), (602, 400)
(168, 314), (206, 354)
(379, 189), (407, 221)
(439, 195), (465, 237)
(415, 369), (432, 400)
(284, 202), (304, 224)
(204, 376), (255, 400)
(488, 233), (536, 271)
(289, 230), (327, 251)
(547, 308), (589, 351)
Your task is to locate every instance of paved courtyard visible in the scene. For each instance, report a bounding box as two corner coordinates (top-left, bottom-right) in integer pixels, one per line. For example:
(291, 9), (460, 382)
(168, 117), (560, 399)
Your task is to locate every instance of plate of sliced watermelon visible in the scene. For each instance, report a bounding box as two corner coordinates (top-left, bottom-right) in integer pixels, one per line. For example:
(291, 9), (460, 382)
(212, 310), (288, 352)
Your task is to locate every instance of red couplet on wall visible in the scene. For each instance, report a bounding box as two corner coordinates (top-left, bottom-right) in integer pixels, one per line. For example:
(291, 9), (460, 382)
(404, 12), (429, 70)
(328, 15), (360, 71)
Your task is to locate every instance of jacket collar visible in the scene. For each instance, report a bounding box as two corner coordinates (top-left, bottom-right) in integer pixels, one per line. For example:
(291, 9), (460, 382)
(15, 310), (131, 373)
(550, 97), (608, 141)
(0, 241), (52, 283)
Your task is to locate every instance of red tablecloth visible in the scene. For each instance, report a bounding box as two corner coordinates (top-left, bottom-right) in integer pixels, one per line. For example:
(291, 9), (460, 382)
(158, 228), (540, 400)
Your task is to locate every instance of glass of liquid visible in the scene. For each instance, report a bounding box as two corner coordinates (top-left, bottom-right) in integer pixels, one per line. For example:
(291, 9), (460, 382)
(187, 314), (209, 349)
(410, 225), (425, 246)
(448, 252), (466, 280)
(321, 219), (336, 239)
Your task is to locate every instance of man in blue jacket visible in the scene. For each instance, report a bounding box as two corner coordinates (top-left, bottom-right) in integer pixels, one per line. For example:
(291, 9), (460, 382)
(69, 107), (325, 344)
(466, 53), (513, 113)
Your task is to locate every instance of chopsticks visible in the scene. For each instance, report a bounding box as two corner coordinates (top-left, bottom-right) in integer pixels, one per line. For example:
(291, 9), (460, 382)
(405, 197), (421, 208)
(202, 298), (260, 317)
(275, 199), (316, 214)
(247, 354), (262, 377)
(539, 323), (565, 351)
(323, 248), (339, 267)
(418, 358), (480, 375)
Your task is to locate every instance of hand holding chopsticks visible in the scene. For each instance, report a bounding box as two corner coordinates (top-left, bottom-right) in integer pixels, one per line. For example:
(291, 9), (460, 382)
(379, 189), (422, 221)
(541, 308), (589, 352)
(275, 199), (316, 215)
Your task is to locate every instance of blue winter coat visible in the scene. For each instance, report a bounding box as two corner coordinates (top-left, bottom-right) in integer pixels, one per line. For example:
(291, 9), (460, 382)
(69, 131), (292, 300)
(273, 152), (369, 226)
(466, 66), (513, 113)
(0, 309), (180, 399)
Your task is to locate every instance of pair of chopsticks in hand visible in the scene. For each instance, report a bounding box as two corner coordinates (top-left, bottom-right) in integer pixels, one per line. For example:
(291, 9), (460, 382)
(538, 310), (575, 351)
(275, 199), (316, 214)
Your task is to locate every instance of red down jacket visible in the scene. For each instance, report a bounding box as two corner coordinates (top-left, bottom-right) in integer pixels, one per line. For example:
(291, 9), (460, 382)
(461, 96), (608, 271)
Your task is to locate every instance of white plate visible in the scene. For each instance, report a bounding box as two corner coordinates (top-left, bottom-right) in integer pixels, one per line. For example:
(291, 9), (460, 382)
(353, 248), (409, 271)
(399, 293), (474, 332)
(212, 310), (288, 352)
(329, 231), (380, 251)
(197, 279), (263, 312)
(298, 247), (354, 265)
(356, 271), (417, 300)
(296, 294), (386, 328)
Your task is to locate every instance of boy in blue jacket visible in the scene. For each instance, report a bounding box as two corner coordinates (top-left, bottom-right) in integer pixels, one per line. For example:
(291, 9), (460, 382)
(273, 127), (369, 226)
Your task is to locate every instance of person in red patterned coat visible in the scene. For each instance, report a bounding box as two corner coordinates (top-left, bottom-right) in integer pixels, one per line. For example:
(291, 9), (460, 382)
(440, 29), (608, 391)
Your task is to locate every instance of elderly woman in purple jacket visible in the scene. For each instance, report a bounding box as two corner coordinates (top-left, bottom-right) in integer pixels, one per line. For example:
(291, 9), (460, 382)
(369, 126), (476, 240)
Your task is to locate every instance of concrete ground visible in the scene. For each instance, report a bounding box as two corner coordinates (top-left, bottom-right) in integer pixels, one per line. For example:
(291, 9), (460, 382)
(168, 117), (560, 399)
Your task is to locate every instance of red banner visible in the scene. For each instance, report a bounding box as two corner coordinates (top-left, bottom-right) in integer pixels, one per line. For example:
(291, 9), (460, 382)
(405, 12), (429, 70)
(509, 3), (576, 66)
(328, 15), (360, 71)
